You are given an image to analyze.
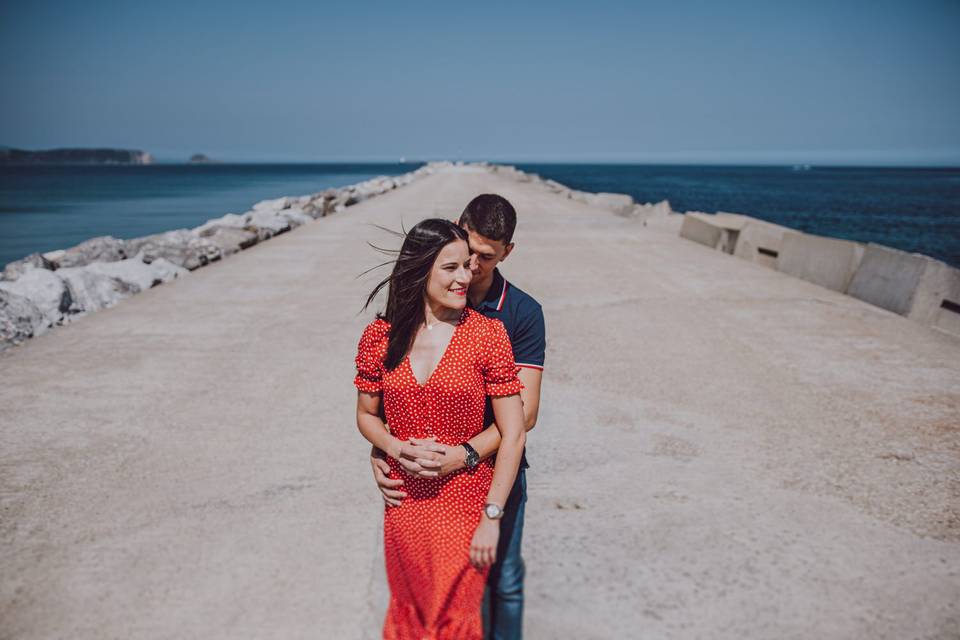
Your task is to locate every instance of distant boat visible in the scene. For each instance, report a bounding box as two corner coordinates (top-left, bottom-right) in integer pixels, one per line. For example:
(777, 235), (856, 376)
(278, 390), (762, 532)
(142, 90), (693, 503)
(791, 164), (813, 171)
(399, 156), (407, 164)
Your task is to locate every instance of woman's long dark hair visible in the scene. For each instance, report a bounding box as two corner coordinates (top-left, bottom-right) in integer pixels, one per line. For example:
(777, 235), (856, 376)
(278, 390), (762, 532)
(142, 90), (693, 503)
(364, 218), (468, 371)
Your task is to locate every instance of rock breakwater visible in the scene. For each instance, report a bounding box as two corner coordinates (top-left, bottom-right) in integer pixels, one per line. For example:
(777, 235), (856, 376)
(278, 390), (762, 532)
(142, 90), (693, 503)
(0, 164), (442, 350)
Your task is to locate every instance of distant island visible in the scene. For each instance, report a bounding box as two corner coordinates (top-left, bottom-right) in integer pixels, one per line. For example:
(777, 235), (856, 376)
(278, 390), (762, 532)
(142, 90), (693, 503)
(188, 154), (216, 164)
(0, 147), (153, 165)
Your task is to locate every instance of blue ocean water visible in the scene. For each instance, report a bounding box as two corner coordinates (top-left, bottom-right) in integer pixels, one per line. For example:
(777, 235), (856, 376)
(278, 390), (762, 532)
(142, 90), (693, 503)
(0, 163), (420, 269)
(1, 163), (958, 269)
(518, 164), (960, 268)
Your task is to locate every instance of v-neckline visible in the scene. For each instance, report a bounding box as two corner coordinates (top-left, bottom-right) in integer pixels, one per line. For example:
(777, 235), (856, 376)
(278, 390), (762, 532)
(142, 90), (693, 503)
(405, 309), (467, 388)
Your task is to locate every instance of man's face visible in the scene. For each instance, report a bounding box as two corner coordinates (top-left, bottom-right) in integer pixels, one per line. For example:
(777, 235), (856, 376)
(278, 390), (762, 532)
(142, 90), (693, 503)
(462, 225), (514, 282)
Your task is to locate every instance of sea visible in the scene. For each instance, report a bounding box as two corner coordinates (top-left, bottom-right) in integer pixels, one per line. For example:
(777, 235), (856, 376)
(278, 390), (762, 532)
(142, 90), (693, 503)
(1, 163), (958, 270)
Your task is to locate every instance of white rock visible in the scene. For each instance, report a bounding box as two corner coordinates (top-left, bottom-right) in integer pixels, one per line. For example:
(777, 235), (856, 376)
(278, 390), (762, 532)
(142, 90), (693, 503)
(57, 266), (139, 314)
(59, 236), (128, 268)
(85, 256), (186, 291)
(244, 209), (291, 240)
(193, 213), (248, 235)
(252, 196), (293, 213)
(276, 206), (313, 226)
(42, 249), (66, 264)
(197, 226), (259, 256)
(125, 229), (221, 270)
(2, 253), (55, 281)
(0, 267), (71, 326)
(0, 288), (47, 347)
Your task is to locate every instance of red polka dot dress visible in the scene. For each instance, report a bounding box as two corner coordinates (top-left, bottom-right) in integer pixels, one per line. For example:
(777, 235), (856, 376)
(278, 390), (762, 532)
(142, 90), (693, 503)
(355, 307), (524, 640)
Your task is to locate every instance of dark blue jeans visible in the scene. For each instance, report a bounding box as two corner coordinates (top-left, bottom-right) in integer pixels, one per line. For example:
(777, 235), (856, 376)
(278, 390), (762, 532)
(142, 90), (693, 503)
(482, 468), (527, 640)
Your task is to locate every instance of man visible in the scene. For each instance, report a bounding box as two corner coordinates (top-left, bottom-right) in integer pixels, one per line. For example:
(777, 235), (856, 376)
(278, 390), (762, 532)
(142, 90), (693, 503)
(370, 193), (545, 639)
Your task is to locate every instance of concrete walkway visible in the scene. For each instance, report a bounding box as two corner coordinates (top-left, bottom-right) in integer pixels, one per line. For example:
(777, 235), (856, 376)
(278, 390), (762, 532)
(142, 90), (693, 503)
(2, 166), (958, 639)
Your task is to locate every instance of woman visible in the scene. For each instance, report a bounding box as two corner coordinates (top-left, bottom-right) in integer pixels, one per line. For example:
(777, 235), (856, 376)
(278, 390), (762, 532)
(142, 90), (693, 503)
(354, 218), (527, 639)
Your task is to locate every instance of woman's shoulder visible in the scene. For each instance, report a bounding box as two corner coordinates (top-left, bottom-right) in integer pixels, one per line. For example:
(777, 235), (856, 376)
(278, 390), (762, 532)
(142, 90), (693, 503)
(359, 316), (390, 342)
(463, 308), (507, 335)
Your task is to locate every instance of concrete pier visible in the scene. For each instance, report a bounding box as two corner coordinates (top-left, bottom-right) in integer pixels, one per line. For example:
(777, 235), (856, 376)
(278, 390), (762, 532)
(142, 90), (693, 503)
(2, 166), (958, 639)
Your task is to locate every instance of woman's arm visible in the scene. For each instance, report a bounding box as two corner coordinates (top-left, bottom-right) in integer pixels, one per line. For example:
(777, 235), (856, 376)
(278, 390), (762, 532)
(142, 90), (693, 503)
(357, 391), (444, 470)
(485, 393), (526, 506)
(356, 391), (404, 458)
(470, 392), (526, 569)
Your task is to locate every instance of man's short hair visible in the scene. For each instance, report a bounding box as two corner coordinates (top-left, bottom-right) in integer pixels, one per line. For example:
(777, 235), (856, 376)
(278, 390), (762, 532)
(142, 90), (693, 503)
(458, 194), (517, 244)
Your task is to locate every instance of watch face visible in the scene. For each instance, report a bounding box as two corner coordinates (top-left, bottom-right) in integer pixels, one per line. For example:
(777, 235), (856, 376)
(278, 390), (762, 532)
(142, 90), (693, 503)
(464, 447), (479, 468)
(485, 504), (502, 519)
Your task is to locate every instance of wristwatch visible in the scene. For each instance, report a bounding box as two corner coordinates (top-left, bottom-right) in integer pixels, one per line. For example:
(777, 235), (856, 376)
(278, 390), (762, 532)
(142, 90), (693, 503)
(484, 503), (504, 520)
(462, 442), (480, 469)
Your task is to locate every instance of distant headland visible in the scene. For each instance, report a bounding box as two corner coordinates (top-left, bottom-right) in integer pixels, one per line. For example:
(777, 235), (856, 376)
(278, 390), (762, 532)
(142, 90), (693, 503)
(0, 147), (153, 165)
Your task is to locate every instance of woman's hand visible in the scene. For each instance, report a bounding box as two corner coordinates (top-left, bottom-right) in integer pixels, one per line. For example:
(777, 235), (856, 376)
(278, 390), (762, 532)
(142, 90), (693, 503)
(395, 437), (446, 478)
(469, 517), (500, 570)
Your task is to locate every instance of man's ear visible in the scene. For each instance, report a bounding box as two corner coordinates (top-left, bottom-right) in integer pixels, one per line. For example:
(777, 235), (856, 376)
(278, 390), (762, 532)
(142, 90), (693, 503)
(500, 243), (515, 262)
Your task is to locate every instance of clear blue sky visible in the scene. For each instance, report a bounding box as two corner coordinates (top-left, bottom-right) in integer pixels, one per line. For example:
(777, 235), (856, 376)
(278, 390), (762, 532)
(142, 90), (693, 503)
(1, 0), (958, 164)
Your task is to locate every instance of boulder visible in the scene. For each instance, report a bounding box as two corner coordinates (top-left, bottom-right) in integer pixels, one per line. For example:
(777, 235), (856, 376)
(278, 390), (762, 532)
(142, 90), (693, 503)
(58, 236), (127, 268)
(125, 229), (221, 270)
(244, 209), (291, 240)
(0, 288), (47, 347)
(2, 252), (56, 281)
(275, 206), (313, 227)
(301, 199), (328, 219)
(193, 213), (248, 235)
(252, 196), (294, 213)
(0, 267), (72, 326)
(196, 226), (259, 256)
(57, 266), (140, 314)
(42, 249), (66, 264)
(85, 256), (186, 291)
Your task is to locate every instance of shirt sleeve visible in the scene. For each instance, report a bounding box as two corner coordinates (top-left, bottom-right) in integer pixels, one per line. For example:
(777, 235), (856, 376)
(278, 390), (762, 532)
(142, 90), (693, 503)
(354, 319), (387, 393)
(510, 300), (546, 369)
(481, 319), (525, 397)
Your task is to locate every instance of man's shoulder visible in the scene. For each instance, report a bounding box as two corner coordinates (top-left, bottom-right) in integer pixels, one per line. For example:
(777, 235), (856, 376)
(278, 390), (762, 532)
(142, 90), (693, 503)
(503, 277), (543, 319)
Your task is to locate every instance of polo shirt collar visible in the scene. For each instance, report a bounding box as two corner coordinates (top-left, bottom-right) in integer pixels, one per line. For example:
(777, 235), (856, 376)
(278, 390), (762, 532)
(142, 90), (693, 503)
(475, 268), (508, 312)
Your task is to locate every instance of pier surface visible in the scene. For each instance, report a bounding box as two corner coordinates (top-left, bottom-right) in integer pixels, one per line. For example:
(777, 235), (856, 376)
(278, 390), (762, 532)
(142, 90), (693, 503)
(2, 166), (959, 639)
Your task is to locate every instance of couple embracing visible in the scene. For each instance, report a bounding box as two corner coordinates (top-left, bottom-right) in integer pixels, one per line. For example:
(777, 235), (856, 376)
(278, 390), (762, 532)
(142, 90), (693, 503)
(354, 194), (545, 639)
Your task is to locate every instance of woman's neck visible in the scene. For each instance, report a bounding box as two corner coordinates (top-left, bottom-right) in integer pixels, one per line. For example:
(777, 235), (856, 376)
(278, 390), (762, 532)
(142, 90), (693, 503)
(424, 303), (461, 327)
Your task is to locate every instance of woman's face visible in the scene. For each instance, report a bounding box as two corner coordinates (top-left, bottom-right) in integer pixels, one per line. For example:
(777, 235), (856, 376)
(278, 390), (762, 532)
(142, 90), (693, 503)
(424, 239), (472, 312)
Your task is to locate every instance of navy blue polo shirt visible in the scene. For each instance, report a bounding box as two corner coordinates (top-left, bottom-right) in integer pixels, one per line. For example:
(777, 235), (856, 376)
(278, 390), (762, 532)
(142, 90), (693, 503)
(471, 267), (545, 469)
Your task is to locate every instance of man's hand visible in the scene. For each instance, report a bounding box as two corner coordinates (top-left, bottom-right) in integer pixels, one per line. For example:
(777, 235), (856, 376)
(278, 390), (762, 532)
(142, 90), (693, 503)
(370, 455), (406, 507)
(408, 437), (467, 477)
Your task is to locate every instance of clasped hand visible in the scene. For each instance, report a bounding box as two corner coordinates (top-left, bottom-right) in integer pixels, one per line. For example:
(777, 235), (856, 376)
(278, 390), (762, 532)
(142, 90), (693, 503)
(372, 437), (464, 507)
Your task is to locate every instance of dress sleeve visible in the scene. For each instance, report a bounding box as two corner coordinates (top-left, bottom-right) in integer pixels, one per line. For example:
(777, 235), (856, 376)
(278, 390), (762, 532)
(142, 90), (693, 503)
(354, 320), (387, 393)
(481, 319), (525, 397)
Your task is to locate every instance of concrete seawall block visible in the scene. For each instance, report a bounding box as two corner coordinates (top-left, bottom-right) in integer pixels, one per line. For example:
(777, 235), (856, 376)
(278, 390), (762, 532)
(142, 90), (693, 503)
(923, 260), (960, 337)
(680, 213), (724, 249)
(777, 231), (865, 293)
(847, 243), (960, 337)
(680, 212), (747, 253)
(733, 219), (792, 268)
